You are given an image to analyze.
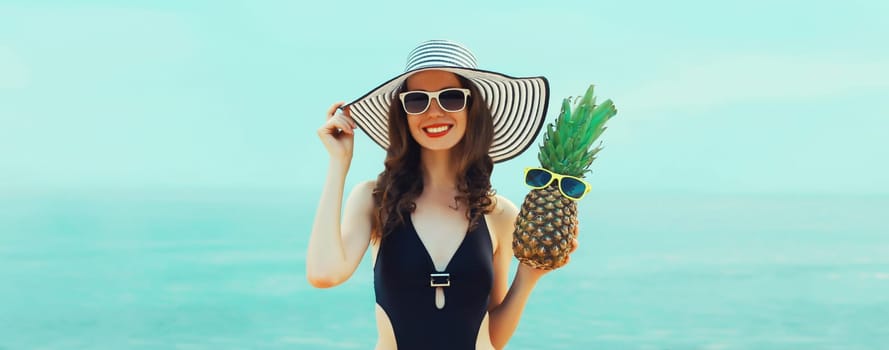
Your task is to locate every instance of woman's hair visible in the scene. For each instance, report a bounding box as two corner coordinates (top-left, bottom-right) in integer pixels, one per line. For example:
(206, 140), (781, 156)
(371, 75), (495, 241)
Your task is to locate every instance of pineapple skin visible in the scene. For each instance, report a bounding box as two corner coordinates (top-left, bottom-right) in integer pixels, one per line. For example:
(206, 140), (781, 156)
(512, 185), (578, 270)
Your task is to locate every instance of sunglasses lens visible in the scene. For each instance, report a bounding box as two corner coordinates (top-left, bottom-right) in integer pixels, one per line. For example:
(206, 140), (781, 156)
(560, 177), (587, 199)
(438, 89), (468, 111)
(403, 92), (429, 114)
(525, 169), (553, 187)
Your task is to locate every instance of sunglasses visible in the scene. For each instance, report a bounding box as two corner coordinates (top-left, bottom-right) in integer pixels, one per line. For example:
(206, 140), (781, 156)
(524, 167), (591, 201)
(398, 88), (471, 115)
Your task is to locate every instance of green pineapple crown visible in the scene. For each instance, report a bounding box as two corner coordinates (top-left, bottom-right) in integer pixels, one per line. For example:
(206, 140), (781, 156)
(538, 84), (617, 178)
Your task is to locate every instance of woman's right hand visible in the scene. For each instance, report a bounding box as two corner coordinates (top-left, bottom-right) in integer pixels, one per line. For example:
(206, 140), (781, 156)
(317, 102), (357, 162)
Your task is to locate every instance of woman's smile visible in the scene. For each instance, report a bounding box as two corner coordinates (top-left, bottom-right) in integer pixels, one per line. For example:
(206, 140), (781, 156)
(422, 123), (454, 138)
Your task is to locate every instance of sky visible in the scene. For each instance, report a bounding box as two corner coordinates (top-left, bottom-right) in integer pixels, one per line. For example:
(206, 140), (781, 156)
(1, 0), (887, 197)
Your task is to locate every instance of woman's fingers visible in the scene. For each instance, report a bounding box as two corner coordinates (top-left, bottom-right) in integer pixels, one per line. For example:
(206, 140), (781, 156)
(325, 102), (357, 130)
(334, 115), (356, 134)
(319, 101), (358, 136)
(318, 102), (356, 160)
(320, 117), (354, 136)
(327, 102), (345, 119)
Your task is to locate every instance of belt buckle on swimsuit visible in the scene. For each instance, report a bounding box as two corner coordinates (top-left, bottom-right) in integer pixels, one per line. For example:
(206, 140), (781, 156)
(430, 273), (450, 287)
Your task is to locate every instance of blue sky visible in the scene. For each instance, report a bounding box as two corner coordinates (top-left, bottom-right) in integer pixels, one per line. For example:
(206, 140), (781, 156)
(1, 0), (887, 197)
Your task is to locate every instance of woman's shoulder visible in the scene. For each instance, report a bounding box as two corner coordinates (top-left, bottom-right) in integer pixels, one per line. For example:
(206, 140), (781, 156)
(489, 194), (517, 215)
(486, 194), (519, 235)
(351, 180), (377, 197)
(343, 180), (377, 210)
(357, 179), (377, 190)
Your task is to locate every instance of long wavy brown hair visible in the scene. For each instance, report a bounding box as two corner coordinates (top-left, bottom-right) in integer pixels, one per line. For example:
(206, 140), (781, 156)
(371, 75), (495, 241)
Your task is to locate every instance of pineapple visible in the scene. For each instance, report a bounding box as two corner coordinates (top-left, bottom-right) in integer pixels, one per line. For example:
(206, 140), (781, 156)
(513, 84), (616, 269)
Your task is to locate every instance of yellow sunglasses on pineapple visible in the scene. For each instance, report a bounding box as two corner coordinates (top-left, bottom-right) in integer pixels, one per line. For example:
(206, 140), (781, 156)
(523, 167), (591, 201)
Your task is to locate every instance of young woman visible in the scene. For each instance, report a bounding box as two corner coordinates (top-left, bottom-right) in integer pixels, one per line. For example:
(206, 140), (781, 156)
(307, 40), (577, 350)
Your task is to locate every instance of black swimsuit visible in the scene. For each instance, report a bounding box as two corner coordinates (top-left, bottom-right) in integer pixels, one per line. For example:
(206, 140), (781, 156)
(374, 212), (494, 349)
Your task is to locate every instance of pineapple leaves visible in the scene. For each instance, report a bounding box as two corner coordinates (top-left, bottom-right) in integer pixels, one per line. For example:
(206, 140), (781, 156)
(536, 83), (616, 177)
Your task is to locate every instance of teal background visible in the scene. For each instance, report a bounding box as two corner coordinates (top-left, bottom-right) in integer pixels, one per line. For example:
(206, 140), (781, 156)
(1, 1), (888, 349)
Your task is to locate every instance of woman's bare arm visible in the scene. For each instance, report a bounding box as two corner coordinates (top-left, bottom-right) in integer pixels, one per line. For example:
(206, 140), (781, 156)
(306, 103), (373, 288)
(306, 176), (374, 288)
(486, 195), (551, 349)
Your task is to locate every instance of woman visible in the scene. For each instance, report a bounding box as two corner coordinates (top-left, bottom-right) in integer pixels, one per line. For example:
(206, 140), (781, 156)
(307, 40), (576, 350)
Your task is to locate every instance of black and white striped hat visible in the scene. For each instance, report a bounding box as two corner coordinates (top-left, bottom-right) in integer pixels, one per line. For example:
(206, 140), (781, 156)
(345, 39), (550, 163)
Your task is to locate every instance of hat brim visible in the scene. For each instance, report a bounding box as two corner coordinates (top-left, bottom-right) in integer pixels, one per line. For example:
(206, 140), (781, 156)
(345, 67), (549, 163)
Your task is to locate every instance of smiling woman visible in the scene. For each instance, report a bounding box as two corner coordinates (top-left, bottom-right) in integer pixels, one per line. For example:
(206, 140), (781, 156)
(305, 40), (568, 350)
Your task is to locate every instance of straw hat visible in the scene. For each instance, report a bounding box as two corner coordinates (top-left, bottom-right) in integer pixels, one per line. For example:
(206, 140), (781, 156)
(345, 39), (549, 163)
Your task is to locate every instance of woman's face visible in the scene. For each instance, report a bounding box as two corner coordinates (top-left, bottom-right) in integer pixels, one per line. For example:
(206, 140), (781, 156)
(403, 70), (468, 152)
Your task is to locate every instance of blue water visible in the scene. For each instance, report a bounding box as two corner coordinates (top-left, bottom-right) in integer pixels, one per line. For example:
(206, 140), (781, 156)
(1, 190), (887, 349)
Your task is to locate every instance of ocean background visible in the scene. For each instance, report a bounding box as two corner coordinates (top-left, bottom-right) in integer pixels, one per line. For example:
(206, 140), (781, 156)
(2, 190), (887, 350)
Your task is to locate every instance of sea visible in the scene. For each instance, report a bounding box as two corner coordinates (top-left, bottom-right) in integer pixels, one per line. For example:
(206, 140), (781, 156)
(1, 190), (887, 349)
